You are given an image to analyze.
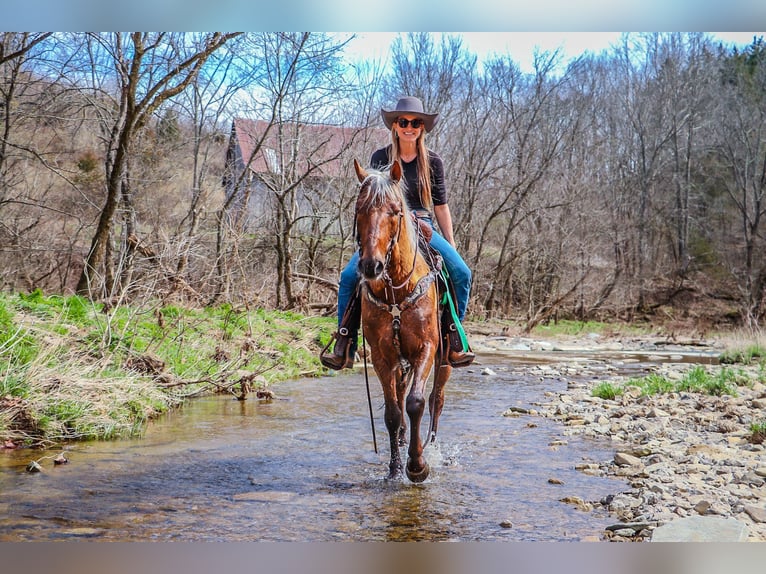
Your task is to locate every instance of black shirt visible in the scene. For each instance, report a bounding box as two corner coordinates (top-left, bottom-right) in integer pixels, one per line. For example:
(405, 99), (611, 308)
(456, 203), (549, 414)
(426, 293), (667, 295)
(369, 145), (448, 212)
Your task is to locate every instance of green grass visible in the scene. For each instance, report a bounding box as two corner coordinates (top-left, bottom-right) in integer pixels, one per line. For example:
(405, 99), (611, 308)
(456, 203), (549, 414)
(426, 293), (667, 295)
(592, 365), (742, 400)
(749, 419), (766, 444)
(0, 290), (337, 446)
(720, 344), (766, 365)
(531, 319), (651, 338)
(592, 381), (623, 400)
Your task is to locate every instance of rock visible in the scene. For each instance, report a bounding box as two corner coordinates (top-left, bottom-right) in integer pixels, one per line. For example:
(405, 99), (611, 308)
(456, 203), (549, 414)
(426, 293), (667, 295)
(744, 505), (766, 523)
(26, 461), (42, 473)
(499, 520), (513, 528)
(53, 453), (68, 465)
(614, 452), (642, 467)
(503, 406), (531, 416)
(693, 500), (711, 515)
(651, 516), (749, 542)
(560, 496), (592, 512)
(605, 521), (658, 533)
(59, 527), (103, 537)
(481, 367), (497, 376)
(526, 348), (766, 540)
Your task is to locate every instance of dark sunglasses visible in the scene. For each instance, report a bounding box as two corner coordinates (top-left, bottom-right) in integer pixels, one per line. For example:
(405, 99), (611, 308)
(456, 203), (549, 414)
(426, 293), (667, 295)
(396, 117), (424, 129)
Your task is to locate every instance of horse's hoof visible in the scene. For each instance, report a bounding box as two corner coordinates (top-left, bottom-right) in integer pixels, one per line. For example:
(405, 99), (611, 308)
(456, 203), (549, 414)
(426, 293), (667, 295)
(406, 460), (430, 483)
(386, 463), (403, 481)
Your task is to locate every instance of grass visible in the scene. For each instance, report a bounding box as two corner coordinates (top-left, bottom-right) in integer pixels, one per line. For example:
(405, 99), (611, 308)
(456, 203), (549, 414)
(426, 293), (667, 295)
(720, 344), (766, 365)
(592, 365), (743, 400)
(592, 381), (623, 400)
(0, 291), (338, 446)
(749, 419), (766, 444)
(530, 319), (651, 338)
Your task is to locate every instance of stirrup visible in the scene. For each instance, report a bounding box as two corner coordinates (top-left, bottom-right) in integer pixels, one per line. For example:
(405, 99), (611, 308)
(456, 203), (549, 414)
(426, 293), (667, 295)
(446, 323), (475, 367)
(320, 328), (355, 370)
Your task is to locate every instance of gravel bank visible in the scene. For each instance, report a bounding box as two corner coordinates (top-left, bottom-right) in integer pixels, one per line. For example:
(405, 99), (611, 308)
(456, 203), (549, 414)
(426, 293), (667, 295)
(471, 331), (766, 542)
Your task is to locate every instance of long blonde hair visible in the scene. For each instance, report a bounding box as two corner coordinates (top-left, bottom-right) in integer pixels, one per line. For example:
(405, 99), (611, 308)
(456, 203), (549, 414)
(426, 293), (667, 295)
(390, 126), (432, 211)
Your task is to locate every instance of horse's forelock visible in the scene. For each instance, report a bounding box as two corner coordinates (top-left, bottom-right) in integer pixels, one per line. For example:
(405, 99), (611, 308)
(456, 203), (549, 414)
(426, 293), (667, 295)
(359, 168), (405, 208)
(357, 167), (416, 246)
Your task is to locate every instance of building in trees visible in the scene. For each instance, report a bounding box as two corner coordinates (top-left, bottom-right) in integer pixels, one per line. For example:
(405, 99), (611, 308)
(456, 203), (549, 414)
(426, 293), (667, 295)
(223, 117), (387, 231)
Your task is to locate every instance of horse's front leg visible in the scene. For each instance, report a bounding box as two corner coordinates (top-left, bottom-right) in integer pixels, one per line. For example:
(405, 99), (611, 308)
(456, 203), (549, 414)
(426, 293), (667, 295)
(380, 374), (404, 480)
(404, 353), (434, 483)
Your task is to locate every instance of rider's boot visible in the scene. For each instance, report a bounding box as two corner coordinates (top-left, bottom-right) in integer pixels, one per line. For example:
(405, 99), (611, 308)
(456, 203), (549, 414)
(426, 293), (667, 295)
(444, 320), (475, 368)
(320, 291), (361, 371)
(320, 326), (358, 370)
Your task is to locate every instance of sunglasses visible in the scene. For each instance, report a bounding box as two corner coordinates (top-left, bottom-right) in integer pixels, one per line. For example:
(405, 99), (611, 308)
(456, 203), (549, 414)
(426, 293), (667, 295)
(396, 118), (424, 129)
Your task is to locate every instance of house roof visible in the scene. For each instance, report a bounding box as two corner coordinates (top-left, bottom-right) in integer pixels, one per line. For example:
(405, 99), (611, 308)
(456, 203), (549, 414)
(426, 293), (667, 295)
(231, 117), (389, 179)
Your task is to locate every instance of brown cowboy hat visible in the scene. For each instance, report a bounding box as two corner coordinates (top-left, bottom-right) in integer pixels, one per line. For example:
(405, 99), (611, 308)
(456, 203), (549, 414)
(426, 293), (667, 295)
(381, 96), (439, 132)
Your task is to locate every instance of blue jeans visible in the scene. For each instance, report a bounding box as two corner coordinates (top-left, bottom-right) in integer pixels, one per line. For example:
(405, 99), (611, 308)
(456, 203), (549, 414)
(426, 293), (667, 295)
(337, 226), (472, 326)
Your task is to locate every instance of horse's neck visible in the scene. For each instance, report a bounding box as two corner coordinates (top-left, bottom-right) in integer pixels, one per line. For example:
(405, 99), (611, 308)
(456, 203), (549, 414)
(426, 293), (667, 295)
(388, 228), (427, 292)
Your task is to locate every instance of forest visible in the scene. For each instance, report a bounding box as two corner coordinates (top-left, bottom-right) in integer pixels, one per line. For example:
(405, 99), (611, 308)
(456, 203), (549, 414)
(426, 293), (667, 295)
(1, 32), (765, 332)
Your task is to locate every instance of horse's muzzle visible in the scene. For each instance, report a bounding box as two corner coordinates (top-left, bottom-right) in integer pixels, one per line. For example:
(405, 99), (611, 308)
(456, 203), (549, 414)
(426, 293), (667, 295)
(359, 257), (384, 280)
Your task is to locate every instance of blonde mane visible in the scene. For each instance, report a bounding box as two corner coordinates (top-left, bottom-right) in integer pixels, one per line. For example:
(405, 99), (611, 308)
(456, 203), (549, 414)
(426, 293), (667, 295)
(357, 167), (416, 247)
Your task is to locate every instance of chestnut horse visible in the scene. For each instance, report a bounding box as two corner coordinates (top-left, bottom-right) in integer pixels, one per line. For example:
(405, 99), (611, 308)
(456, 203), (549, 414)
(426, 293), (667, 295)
(353, 158), (452, 482)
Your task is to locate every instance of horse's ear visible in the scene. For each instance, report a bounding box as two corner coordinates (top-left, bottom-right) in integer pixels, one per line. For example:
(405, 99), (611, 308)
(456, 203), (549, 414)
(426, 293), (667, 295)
(353, 159), (367, 183)
(389, 160), (402, 183)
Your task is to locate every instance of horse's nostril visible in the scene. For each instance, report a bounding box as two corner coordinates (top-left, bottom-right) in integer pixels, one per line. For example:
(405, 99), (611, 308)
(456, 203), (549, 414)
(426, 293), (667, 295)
(359, 258), (383, 279)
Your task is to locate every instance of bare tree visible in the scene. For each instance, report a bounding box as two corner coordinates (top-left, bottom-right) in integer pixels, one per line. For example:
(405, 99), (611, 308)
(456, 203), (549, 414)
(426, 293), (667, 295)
(711, 38), (766, 326)
(68, 32), (240, 300)
(164, 35), (253, 301)
(473, 51), (575, 318)
(212, 32), (368, 309)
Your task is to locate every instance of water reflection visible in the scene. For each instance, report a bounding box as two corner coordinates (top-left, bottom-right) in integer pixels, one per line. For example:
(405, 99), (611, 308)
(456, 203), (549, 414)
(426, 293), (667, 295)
(0, 358), (627, 541)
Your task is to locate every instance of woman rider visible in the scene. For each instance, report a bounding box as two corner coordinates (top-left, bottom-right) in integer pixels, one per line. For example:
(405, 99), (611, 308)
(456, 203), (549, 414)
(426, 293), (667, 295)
(321, 96), (474, 370)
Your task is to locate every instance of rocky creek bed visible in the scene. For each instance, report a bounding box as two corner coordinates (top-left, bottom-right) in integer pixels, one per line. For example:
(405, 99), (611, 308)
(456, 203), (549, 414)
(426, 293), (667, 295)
(471, 331), (766, 542)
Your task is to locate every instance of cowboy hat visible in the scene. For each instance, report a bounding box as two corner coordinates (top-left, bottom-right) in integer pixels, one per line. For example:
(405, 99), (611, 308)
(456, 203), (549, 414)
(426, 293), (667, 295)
(381, 96), (439, 132)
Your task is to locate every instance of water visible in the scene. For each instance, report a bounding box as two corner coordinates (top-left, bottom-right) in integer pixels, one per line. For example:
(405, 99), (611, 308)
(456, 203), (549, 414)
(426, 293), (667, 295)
(0, 358), (626, 541)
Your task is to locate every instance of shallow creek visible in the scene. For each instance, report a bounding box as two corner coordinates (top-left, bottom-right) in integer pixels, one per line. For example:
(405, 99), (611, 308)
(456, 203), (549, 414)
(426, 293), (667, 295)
(1, 352), (690, 542)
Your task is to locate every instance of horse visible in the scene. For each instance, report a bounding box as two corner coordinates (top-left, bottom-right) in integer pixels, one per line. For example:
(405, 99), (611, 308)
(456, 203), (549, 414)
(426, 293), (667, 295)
(352, 158), (452, 482)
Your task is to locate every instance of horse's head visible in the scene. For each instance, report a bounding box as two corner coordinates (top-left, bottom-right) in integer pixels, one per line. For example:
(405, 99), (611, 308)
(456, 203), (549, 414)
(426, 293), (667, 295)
(353, 159), (413, 282)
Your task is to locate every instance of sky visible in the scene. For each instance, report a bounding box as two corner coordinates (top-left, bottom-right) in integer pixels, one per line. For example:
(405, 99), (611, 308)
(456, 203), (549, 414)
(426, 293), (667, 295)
(1, 0), (765, 32)
(342, 32), (764, 74)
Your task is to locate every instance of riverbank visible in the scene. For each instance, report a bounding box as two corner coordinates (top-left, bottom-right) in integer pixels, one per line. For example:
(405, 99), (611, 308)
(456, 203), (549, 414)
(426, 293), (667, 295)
(0, 292), (336, 446)
(468, 327), (766, 542)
